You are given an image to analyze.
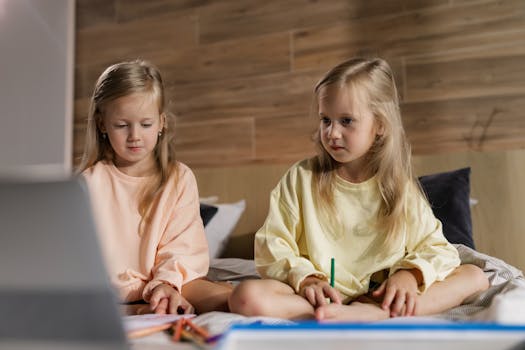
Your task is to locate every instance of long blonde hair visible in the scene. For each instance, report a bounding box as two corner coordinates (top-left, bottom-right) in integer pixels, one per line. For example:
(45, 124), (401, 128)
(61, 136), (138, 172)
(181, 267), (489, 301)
(77, 59), (178, 232)
(312, 57), (419, 248)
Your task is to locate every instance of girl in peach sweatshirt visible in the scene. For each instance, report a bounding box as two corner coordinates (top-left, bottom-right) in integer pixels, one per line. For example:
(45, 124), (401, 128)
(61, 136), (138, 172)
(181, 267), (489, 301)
(77, 60), (232, 315)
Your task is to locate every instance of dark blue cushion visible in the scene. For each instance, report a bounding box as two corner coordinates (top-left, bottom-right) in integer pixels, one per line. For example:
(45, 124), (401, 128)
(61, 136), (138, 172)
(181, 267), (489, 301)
(200, 203), (218, 227)
(418, 167), (475, 249)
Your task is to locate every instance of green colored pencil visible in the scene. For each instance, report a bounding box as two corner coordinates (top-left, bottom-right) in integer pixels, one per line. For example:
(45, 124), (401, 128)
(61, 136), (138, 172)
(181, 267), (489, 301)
(330, 257), (335, 287)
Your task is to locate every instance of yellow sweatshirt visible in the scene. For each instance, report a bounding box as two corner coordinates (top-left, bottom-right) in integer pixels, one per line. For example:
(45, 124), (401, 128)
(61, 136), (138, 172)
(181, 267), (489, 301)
(82, 161), (209, 303)
(255, 159), (460, 301)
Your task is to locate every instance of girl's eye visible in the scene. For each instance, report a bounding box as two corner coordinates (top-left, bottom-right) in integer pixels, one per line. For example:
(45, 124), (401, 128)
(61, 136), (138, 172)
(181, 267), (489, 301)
(341, 117), (353, 126)
(115, 124), (127, 128)
(141, 123), (153, 128)
(321, 117), (331, 125)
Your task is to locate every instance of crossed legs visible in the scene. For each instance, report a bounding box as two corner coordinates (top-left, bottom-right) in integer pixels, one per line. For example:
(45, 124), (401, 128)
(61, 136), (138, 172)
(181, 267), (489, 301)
(229, 264), (489, 321)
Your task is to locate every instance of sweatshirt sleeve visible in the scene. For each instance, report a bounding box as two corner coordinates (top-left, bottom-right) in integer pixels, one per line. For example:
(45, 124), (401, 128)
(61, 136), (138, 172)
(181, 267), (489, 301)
(389, 185), (460, 292)
(142, 167), (209, 301)
(255, 168), (327, 293)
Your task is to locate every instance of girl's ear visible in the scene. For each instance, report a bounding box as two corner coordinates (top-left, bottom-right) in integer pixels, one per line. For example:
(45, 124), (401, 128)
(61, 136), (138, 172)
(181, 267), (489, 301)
(159, 112), (166, 131)
(376, 120), (385, 136)
(96, 115), (106, 133)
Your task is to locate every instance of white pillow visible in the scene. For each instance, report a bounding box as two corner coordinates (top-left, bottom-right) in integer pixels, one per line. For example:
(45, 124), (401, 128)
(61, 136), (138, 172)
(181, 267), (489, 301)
(204, 200), (246, 259)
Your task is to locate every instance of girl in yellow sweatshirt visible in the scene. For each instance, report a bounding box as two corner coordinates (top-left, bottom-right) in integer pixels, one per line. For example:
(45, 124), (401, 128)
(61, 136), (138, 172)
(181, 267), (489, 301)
(229, 57), (489, 321)
(77, 60), (232, 315)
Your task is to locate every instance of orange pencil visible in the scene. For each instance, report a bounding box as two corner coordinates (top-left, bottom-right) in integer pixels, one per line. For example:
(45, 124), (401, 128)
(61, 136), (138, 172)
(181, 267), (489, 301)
(184, 318), (210, 339)
(127, 322), (173, 339)
(172, 318), (184, 341)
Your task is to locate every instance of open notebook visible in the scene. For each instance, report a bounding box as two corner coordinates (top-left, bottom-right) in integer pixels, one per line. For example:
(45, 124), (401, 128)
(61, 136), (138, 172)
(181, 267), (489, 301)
(0, 178), (128, 349)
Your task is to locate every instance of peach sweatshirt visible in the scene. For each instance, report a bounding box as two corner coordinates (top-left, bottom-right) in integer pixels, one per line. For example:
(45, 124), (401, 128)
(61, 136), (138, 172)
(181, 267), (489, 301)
(82, 160), (209, 303)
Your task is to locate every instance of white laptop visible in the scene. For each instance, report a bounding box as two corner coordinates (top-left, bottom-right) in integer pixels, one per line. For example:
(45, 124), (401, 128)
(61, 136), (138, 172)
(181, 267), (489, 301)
(0, 178), (128, 349)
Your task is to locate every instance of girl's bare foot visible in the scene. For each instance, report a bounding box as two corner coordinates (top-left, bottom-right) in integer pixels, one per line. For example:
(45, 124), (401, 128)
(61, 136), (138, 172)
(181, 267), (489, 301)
(316, 301), (389, 322)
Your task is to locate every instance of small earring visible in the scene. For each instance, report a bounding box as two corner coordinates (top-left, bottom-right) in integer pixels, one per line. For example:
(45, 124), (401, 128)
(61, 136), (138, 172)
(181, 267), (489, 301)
(102, 133), (107, 139)
(158, 131), (162, 137)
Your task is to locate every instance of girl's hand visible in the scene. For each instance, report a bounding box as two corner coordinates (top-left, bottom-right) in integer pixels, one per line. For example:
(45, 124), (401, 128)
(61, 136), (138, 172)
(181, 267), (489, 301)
(372, 269), (421, 317)
(299, 276), (342, 307)
(149, 283), (195, 315)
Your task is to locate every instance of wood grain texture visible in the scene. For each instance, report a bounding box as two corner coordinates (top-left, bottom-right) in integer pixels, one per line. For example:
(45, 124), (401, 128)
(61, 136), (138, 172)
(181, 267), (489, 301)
(168, 70), (320, 122)
(199, 0), (404, 44)
(115, 0), (203, 22)
(76, 0), (116, 30)
(156, 32), (290, 85)
(174, 117), (255, 166)
(403, 94), (525, 153)
(75, 12), (197, 67)
(294, 0), (525, 71)
(255, 113), (317, 161)
(74, 0), (525, 167)
(405, 55), (525, 103)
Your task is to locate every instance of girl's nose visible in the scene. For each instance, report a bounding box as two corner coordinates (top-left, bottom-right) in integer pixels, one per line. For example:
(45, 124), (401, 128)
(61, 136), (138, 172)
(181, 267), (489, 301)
(328, 124), (341, 139)
(128, 125), (140, 140)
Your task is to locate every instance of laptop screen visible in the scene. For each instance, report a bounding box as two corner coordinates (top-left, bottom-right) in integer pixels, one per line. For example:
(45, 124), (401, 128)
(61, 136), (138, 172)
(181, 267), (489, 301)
(0, 179), (128, 348)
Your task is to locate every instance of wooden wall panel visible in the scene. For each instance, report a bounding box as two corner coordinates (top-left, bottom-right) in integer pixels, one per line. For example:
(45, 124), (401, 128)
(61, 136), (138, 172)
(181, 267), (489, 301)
(255, 114), (317, 162)
(76, 13), (197, 67)
(198, 0), (404, 44)
(76, 0), (116, 29)
(114, 0), (203, 22)
(175, 117), (255, 166)
(157, 32), (290, 85)
(405, 55), (525, 102)
(168, 70), (320, 122)
(74, 0), (525, 166)
(294, 0), (525, 72)
(403, 95), (525, 153)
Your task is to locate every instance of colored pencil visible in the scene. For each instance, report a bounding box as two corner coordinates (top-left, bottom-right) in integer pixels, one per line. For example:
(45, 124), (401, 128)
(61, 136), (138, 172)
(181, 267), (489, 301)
(172, 318), (184, 342)
(330, 257), (335, 287)
(185, 318), (210, 339)
(127, 322), (173, 339)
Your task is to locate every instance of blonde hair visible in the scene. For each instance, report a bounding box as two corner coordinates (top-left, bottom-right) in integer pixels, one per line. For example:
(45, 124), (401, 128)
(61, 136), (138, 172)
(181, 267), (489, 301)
(77, 59), (178, 233)
(311, 57), (420, 248)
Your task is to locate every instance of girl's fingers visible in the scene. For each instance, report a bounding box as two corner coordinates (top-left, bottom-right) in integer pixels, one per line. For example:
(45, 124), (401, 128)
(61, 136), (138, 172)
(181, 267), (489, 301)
(324, 285), (342, 304)
(304, 287), (316, 306)
(381, 287), (396, 311)
(154, 298), (169, 314)
(149, 294), (159, 310)
(315, 289), (327, 307)
(177, 296), (194, 315)
(405, 294), (416, 316)
(391, 292), (405, 316)
(149, 286), (168, 310)
(168, 293), (182, 314)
